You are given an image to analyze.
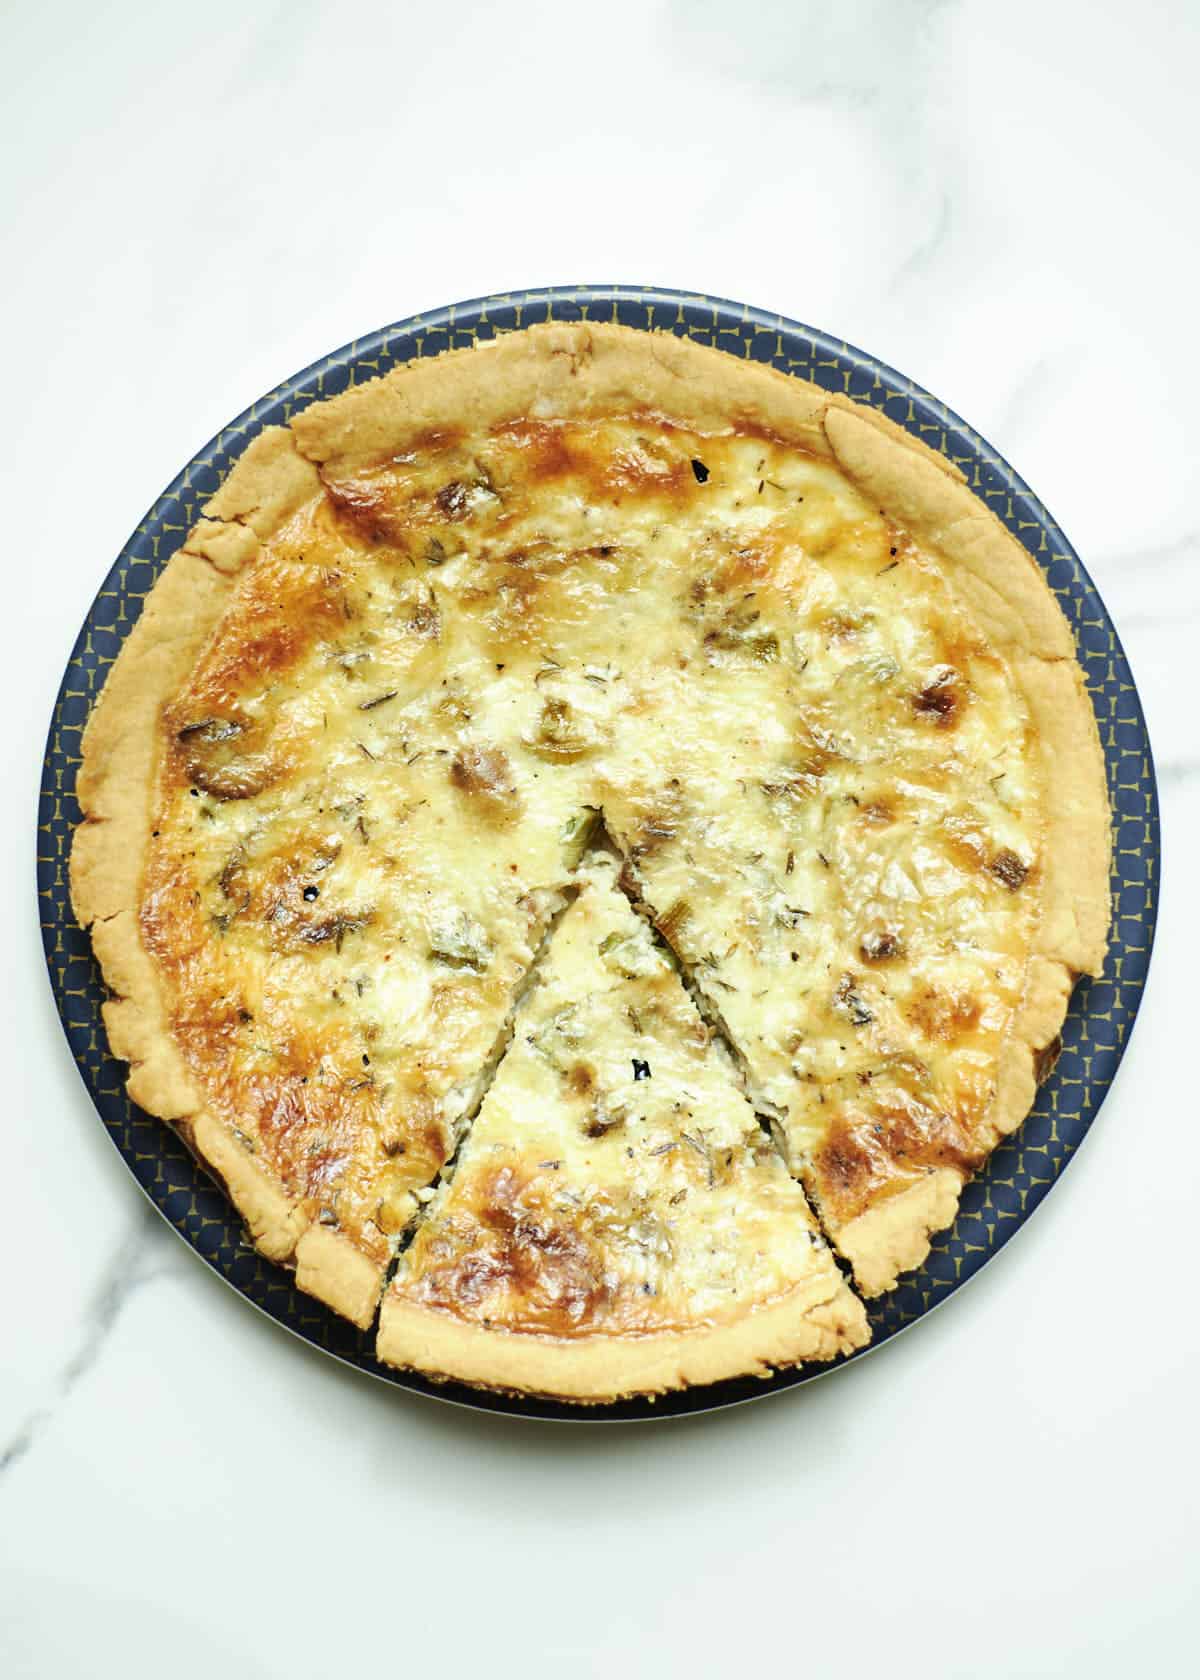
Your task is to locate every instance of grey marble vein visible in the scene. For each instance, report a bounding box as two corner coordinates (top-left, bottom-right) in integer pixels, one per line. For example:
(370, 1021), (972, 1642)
(1095, 531), (1200, 633)
(1109, 602), (1200, 632)
(1157, 758), (1200, 786)
(891, 188), (953, 288)
(0, 1205), (177, 1480)
(670, 0), (957, 109)
(669, 0), (964, 305)
(1098, 531), (1200, 574)
(988, 351), (1079, 447)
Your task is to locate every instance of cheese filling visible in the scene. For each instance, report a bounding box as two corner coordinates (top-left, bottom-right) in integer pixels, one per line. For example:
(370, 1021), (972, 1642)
(143, 413), (1044, 1271)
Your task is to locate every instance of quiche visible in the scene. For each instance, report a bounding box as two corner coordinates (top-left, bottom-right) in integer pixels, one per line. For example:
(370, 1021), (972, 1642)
(70, 320), (1109, 1401)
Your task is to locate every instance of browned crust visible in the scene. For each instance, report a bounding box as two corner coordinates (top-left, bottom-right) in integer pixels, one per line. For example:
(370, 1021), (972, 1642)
(1009, 657), (1111, 975)
(71, 554), (236, 923)
(377, 1273), (869, 1402)
(294, 1226), (383, 1330)
(179, 425), (324, 575)
(832, 1171), (965, 1300)
(988, 956), (1075, 1149)
(293, 322), (825, 469)
(71, 322), (1111, 1354)
(69, 429), (384, 1325)
(292, 320), (971, 485)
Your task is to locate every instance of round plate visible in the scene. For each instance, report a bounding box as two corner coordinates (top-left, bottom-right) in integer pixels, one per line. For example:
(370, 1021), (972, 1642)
(38, 286), (1160, 1420)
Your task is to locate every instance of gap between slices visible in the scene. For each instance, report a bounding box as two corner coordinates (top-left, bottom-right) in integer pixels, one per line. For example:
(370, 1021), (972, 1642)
(378, 845), (869, 1398)
(388, 811), (791, 1246)
(599, 824), (787, 1141)
(383, 879), (582, 1280)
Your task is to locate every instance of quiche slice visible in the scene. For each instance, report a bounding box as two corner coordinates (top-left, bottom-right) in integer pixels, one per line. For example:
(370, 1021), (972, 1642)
(70, 319), (1110, 1391)
(379, 856), (868, 1399)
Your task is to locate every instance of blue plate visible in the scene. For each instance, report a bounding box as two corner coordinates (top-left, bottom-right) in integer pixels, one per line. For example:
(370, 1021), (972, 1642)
(38, 286), (1160, 1419)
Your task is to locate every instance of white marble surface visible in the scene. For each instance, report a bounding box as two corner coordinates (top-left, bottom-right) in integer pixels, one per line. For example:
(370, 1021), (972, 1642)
(3, 3), (1197, 1674)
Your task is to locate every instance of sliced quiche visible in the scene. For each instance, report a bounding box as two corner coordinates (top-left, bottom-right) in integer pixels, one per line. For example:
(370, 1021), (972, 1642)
(71, 321), (1108, 1397)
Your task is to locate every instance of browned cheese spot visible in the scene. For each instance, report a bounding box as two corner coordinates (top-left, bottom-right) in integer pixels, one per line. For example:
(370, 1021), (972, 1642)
(989, 847), (1030, 891)
(859, 927), (904, 964)
(912, 666), (963, 726)
(413, 1166), (611, 1332)
(449, 744), (522, 824)
(906, 986), (981, 1044)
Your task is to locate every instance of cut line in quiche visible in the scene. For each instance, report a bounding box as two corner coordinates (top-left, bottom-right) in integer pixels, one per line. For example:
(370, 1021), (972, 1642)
(379, 856), (868, 1399)
(70, 320), (1110, 1399)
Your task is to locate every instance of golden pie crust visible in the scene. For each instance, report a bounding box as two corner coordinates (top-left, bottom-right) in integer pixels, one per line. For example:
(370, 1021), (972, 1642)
(70, 322), (1110, 1400)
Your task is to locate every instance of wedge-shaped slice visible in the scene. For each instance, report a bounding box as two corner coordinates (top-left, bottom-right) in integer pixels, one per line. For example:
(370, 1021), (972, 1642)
(379, 856), (868, 1401)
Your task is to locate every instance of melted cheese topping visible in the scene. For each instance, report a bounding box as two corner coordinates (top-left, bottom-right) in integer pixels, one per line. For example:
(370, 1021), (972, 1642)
(391, 858), (835, 1334)
(145, 413), (1044, 1267)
